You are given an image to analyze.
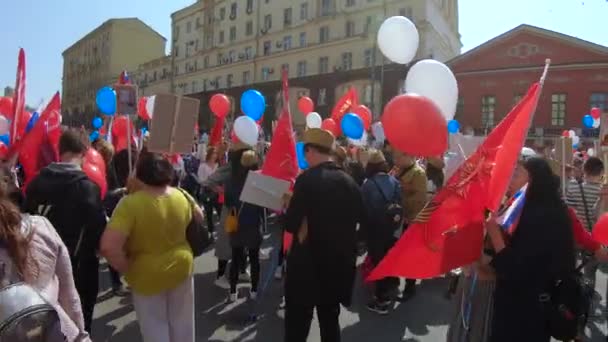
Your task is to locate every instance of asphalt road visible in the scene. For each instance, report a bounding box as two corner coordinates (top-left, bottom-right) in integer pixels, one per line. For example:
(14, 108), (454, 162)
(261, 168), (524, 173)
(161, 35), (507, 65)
(91, 227), (608, 342)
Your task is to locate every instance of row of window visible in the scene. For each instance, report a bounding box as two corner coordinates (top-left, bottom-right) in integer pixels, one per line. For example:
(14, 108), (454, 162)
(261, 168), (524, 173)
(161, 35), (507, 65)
(473, 93), (608, 128)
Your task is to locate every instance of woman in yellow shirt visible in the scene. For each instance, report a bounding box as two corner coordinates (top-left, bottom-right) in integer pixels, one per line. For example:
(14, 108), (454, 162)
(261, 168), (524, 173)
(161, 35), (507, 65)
(100, 152), (202, 342)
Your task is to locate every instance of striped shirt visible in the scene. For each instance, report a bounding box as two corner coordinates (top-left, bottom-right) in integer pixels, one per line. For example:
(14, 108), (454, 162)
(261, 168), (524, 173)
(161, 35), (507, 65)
(565, 179), (602, 231)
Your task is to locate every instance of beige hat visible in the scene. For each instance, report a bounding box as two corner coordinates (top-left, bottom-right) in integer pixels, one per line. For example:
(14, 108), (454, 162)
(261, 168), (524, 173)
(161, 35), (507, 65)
(303, 128), (335, 151)
(240, 150), (258, 167)
(230, 141), (252, 152)
(367, 149), (386, 164)
(427, 156), (445, 169)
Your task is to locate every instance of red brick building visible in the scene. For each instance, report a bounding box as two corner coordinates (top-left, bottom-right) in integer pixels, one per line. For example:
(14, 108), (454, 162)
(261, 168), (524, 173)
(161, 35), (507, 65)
(448, 24), (608, 140)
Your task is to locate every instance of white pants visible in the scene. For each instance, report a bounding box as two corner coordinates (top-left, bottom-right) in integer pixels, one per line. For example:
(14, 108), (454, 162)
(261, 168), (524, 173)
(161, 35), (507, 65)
(132, 276), (195, 342)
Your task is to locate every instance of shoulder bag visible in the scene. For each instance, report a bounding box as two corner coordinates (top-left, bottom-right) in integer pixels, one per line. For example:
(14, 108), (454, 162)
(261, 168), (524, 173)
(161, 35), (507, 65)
(177, 188), (211, 257)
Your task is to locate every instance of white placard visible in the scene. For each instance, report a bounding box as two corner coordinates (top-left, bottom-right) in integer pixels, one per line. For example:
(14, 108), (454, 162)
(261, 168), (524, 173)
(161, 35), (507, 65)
(239, 171), (291, 211)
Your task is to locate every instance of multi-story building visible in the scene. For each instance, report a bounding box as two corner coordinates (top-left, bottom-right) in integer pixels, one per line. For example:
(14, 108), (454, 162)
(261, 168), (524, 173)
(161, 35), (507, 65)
(62, 18), (166, 125)
(136, 0), (461, 131)
(449, 24), (608, 146)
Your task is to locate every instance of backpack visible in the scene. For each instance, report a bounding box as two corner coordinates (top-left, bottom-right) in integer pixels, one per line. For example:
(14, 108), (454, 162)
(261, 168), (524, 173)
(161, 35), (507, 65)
(0, 217), (65, 342)
(542, 263), (593, 341)
(369, 178), (403, 233)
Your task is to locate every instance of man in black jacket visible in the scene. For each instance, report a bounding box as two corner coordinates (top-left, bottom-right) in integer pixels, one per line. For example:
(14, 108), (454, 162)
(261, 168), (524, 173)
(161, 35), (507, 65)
(283, 128), (364, 342)
(25, 131), (106, 334)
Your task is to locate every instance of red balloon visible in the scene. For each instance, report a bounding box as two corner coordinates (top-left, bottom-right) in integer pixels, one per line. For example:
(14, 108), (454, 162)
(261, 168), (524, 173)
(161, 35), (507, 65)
(591, 107), (602, 120)
(297, 96), (314, 115)
(0, 97), (13, 119)
(210, 94), (231, 118)
(138, 97), (150, 121)
(352, 105), (372, 131)
(593, 213), (608, 245)
(381, 94), (447, 157)
(84, 148), (106, 173)
(82, 163), (107, 199)
(321, 118), (339, 137)
(112, 115), (135, 152)
(562, 130), (570, 137)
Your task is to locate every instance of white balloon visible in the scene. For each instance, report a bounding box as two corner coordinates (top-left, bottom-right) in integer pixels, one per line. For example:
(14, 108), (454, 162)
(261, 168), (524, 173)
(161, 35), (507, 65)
(572, 135), (580, 145)
(146, 95), (156, 119)
(405, 59), (458, 121)
(521, 147), (536, 158)
(371, 122), (385, 142)
(0, 116), (8, 135)
(377, 16), (419, 65)
(306, 112), (322, 128)
(588, 148), (596, 157)
(568, 130), (576, 138)
(233, 116), (259, 146)
(348, 131), (368, 147)
(593, 118), (601, 129)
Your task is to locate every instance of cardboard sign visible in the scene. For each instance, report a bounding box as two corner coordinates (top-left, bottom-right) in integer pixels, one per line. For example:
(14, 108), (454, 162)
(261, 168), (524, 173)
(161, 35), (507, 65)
(554, 137), (573, 168)
(147, 93), (200, 154)
(114, 84), (137, 115)
(239, 171), (291, 211)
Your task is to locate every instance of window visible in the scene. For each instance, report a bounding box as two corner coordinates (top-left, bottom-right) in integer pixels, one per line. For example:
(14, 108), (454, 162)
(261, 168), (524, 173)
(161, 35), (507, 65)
(282, 63), (290, 76)
(297, 61), (307, 77)
(590, 92), (608, 111)
(229, 50), (236, 62)
(230, 3), (237, 18)
(399, 7), (413, 18)
(204, 56), (209, 68)
(214, 76), (221, 89)
(299, 32), (307, 47)
(364, 48), (373, 67)
(300, 3), (309, 20)
(243, 71), (251, 85)
(246, 21), (253, 36)
(321, 0), (333, 16)
(455, 97), (464, 120)
(284, 8), (293, 27)
(175, 25), (180, 40)
(264, 14), (272, 29)
(283, 36), (292, 50)
(481, 96), (496, 128)
(185, 43), (191, 57)
(262, 67), (270, 81)
(186, 21), (192, 33)
(318, 88), (327, 105)
(217, 53), (223, 64)
(319, 26), (330, 43)
(219, 30), (225, 44)
(345, 21), (355, 37)
(227, 74), (234, 88)
(346, 0), (355, 6)
(247, 0), (254, 12)
(194, 60), (198, 70)
(513, 94), (523, 106)
(230, 26), (236, 41)
(263, 41), (271, 55)
(365, 15), (373, 33)
(174, 65), (179, 76)
(202, 79), (207, 91)
(551, 93), (567, 126)
(174, 45), (179, 57)
(363, 84), (372, 104)
(195, 39), (199, 51)
(245, 46), (253, 59)
(219, 7), (226, 20)
(319, 56), (329, 74)
(192, 81), (197, 93)
(196, 17), (201, 28)
(341, 52), (352, 70)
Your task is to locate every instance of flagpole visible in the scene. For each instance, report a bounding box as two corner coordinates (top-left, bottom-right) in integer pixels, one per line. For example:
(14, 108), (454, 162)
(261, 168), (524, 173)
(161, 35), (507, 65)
(561, 137), (567, 198)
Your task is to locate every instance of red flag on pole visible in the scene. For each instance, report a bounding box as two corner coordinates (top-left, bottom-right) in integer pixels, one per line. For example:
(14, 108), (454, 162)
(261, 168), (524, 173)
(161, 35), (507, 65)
(209, 117), (225, 146)
(261, 67), (298, 184)
(331, 87), (358, 128)
(11, 49), (26, 145)
(368, 82), (542, 281)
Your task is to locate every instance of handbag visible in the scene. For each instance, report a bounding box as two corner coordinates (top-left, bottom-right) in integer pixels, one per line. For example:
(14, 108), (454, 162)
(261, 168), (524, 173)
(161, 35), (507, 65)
(224, 203), (244, 234)
(177, 188), (211, 257)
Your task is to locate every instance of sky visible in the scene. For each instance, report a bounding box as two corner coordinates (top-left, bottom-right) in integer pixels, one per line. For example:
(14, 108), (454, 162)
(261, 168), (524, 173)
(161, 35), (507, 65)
(1, 0), (607, 107)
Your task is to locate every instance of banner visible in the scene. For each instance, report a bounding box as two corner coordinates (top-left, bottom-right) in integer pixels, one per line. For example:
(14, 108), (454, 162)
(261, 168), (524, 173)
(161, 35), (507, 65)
(11, 49), (26, 145)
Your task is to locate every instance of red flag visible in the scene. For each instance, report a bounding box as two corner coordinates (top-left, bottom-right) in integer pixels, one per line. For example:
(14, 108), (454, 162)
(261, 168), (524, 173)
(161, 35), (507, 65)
(261, 68), (298, 184)
(331, 87), (358, 128)
(368, 83), (542, 280)
(11, 49), (26, 145)
(209, 117), (225, 146)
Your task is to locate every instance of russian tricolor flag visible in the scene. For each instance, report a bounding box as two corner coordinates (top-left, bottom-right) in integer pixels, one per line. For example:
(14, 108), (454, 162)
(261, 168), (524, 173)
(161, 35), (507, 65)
(497, 184), (527, 233)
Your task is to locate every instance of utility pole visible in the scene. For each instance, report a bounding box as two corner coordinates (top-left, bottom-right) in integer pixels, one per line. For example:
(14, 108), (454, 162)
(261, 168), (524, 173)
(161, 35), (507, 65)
(170, 24), (176, 94)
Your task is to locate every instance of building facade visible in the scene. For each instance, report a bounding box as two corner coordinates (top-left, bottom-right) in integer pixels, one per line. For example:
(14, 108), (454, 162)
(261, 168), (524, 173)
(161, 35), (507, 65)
(449, 24), (608, 144)
(62, 18), (166, 125)
(135, 0), (461, 131)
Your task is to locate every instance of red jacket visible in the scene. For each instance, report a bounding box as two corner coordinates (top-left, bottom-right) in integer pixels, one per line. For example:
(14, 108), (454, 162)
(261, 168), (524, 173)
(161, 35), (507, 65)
(568, 207), (601, 252)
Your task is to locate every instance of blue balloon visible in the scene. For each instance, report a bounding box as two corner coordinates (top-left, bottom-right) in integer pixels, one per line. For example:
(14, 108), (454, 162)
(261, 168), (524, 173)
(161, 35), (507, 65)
(296, 142), (308, 170)
(341, 113), (364, 139)
(89, 131), (100, 142)
(0, 134), (10, 146)
(25, 112), (40, 133)
(92, 117), (103, 129)
(583, 114), (594, 128)
(573, 143), (579, 149)
(141, 127), (148, 135)
(447, 119), (460, 134)
(96, 86), (116, 116)
(240, 89), (265, 121)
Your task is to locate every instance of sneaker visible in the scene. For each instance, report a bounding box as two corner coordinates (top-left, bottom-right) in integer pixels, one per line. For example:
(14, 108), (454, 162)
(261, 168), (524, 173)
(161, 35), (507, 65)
(112, 285), (130, 297)
(259, 249), (271, 260)
(239, 270), (251, 282)
(214, 276), (230, 289)
(250, 291), (257, 300)
(366, 301), (390, 315)
(274, 266), (283, 280)
(227, 292), (238, 303)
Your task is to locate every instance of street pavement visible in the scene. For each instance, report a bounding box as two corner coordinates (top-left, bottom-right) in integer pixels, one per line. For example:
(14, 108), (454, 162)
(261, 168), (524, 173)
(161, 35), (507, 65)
(91, 226), (608, 342)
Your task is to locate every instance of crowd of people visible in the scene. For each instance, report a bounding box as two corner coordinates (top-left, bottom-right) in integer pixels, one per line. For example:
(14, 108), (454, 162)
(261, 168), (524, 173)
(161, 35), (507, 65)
(1, 126), (608, 342)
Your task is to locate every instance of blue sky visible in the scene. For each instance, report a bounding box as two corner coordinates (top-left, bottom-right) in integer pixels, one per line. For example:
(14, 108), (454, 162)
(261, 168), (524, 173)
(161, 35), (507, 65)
(1, 0), (607, 107)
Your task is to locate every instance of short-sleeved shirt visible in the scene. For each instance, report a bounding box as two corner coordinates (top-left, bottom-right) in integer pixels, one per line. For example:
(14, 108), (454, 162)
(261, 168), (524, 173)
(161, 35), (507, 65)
(109, 188), (194, 296)
(565, 179), (602, 231)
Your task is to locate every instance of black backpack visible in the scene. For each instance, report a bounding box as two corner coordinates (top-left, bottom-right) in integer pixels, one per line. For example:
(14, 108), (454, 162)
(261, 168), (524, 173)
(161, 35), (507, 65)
(0, 217), (65, 342)
(369, 178), (403, 233)
(542, 263), (593, 341)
